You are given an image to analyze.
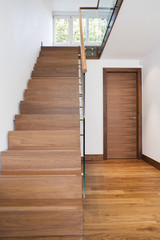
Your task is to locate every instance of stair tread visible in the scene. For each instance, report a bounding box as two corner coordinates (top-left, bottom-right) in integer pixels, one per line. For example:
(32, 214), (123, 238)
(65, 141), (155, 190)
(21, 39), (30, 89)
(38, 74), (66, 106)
(0, 199), (82, 210)
(28, 78), (79, 84)
(20, 102), (79, 114)
(9, 129), (80, 133)
(30, 76), (79, 80)
(15, 116), (79, 122)
(34, 65), (78, 70)
(8, 130), (80, 150)
(25, 91), (79, 98)
(32, 71), (78, 77)
(41, 46), (79, 51)
(2, 149), (80, 153)
(21, 101), (79, 107)
(35, 59), (78, 66)
(33, 68), (78, 73)
(0, 169), (81, 176)
(1, 149), (81, 171)
(15, 118), (80, 130)
(27, 78), (79, 95)
(15, 114), (80, 120)
(39, 50), (79, 59)
(21, 100), (79, 103)
(25, 92), (78, 97)
(20, 102), (79, 108)
(0, 171), (82, 200)
(24, 92), (79, 98)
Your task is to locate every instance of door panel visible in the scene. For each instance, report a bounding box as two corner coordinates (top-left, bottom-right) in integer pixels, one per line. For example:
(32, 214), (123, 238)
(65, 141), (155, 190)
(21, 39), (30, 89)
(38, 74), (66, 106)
(104, 71), (138, 159)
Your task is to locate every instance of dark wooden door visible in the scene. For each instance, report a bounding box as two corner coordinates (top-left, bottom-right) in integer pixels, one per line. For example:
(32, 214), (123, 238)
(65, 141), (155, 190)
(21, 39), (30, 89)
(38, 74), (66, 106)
(103, 69), (139, 159)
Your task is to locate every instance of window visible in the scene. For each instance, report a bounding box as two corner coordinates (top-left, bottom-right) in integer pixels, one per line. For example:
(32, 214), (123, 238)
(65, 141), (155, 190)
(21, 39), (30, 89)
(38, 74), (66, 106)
(73, 18), (80, 43)
(53, 13), (107, 46)
(82, 18), (86, 43)
(54, 14), (81, 45)
(55, 18), (69, 43)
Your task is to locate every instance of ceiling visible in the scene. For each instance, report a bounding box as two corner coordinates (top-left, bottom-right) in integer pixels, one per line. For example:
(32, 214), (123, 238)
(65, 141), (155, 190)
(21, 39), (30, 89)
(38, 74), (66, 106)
(101, 0), (160, 59)
(51, 0), (97, 12)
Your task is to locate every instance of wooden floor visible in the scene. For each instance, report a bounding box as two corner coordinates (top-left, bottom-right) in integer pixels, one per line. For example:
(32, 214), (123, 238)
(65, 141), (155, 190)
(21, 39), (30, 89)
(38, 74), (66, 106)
(2, 159), (160, 240)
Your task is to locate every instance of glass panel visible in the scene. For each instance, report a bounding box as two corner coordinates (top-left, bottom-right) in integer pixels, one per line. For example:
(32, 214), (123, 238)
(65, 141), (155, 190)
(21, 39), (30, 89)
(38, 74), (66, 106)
(99, 0), (117, 8)
(81, 9), (113, 23)
(81, 9), (113, 45)
(80, 0), (123, 57)
(55, 18), (69, 43)
(89, 18), (107, 43)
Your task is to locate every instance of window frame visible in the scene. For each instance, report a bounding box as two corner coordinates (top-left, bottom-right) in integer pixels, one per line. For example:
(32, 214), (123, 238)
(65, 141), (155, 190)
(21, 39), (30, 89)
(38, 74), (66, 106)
(53, 12), (106, 46)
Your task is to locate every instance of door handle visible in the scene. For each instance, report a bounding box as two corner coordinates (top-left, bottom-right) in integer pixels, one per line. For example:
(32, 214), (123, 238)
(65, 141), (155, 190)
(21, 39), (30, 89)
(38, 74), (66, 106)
(130, 116), (136, 120)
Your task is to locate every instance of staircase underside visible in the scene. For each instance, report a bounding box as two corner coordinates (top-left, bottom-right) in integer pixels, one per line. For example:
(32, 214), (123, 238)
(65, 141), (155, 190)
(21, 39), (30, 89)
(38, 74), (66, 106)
(0, 46), (83, 237)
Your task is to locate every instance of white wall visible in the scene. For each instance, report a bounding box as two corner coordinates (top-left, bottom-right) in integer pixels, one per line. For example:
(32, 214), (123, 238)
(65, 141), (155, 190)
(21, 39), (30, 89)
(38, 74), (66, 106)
(85, 59), (141, 154)
(142, 40), (160, 162)
(0, 0), (52, 153)
(101, 0), (160, 60)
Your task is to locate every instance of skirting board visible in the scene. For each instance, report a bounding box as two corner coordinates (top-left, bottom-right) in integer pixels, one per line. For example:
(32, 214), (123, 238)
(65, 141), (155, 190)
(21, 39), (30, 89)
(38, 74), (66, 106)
(81, 155), (103, 161)
(142, 154), (160, 170)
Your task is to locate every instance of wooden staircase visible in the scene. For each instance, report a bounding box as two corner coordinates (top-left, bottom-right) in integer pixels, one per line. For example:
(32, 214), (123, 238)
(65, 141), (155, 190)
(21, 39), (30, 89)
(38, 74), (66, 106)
(0, 47), (83, 237)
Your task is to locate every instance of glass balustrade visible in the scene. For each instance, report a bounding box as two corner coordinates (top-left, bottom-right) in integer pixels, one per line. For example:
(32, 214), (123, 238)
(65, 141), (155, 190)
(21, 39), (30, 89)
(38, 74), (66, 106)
(81, 0), (123, 57)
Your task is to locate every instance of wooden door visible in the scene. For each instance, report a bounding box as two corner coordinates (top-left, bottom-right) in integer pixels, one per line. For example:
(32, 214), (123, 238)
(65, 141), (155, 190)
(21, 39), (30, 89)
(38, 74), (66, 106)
(103, 68), (142, 159)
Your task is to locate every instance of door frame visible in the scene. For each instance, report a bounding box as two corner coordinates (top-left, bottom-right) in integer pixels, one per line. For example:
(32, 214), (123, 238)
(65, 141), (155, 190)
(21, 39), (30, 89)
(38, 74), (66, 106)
(103, 68), (142, 159)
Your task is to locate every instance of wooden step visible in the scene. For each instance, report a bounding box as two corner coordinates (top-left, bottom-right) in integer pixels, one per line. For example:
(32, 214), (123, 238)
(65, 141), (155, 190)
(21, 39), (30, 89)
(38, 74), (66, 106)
(8, 130), (80, 150)
(32, 70), (79, 78)
(1, 150), (81, 171)
(20, 101), (79, 114)
(30, 76), (79, 81)
(15, 114), (80, 130)
(39, 51), (79, 58)
(24, 91), (79, 106)
(34, 65), (78, 73)
(41, 46), (79, 52)
(0, 199), (83, 237)
(28, 77), (79, 91)
(39, 47), (79, 58)
(26, 89), (78, 98)
(36, 58), (78, 66)
(0, 170), (82, 199)
(15, 113), (80, 121)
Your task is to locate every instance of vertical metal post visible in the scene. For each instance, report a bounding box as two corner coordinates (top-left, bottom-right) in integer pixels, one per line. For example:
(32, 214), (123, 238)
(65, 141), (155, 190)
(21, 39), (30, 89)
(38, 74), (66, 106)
(83, 73), (85, 198)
